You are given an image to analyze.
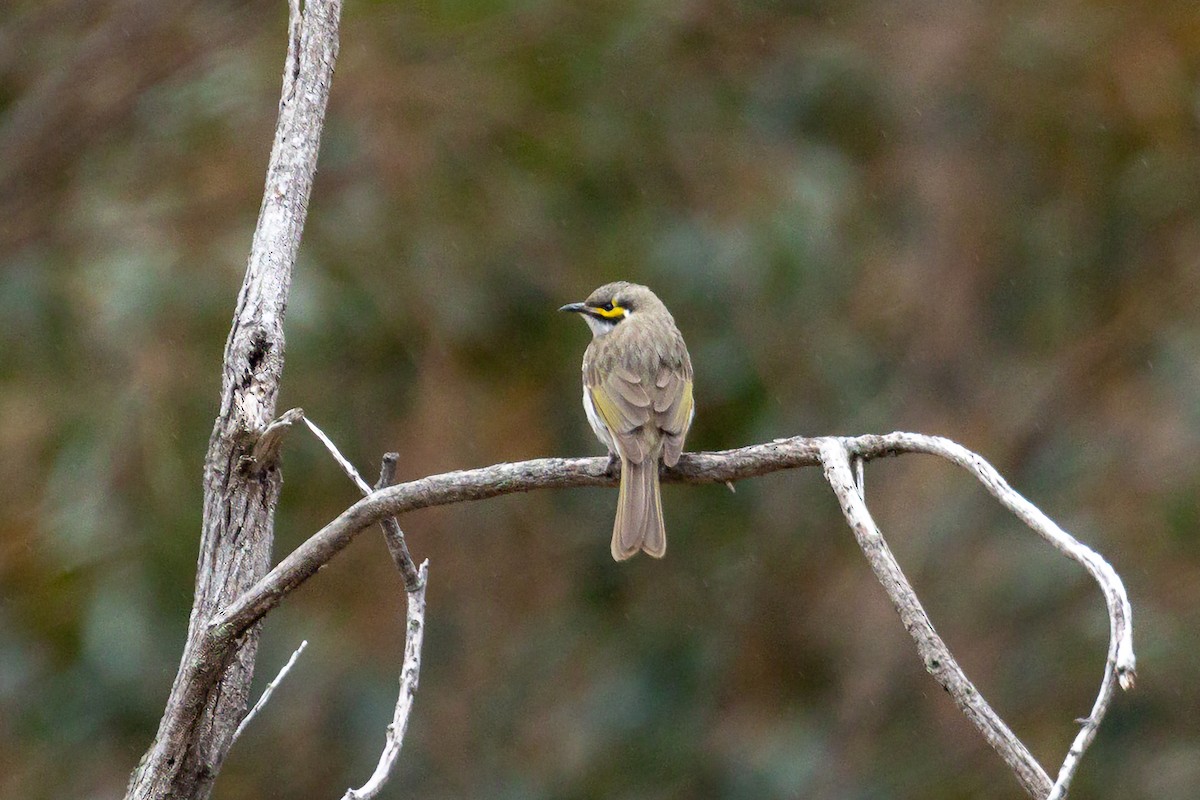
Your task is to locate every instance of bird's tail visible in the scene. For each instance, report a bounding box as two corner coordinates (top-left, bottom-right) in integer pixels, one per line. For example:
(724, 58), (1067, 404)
(612, 458), (666, 560)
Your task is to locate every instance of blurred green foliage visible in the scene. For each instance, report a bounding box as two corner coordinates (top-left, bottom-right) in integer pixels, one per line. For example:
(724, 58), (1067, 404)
(2, 0), (1199, 797)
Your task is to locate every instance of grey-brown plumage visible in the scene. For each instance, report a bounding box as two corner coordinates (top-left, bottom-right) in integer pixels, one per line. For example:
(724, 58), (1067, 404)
(560, 282), (694, 560)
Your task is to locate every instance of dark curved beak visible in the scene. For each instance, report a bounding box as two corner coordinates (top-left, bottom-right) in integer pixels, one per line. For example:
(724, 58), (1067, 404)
(558, 302), (587, 314)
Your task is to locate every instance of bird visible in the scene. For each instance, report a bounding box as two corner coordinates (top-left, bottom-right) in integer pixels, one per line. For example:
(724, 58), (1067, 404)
(560, 282), (694, 560)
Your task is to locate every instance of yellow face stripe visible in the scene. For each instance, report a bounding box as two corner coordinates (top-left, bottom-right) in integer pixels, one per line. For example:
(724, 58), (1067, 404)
(590, 304), (626, 319)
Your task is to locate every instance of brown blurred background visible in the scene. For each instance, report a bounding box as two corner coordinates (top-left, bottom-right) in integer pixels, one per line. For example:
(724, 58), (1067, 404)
(2, 0), (1198, 798)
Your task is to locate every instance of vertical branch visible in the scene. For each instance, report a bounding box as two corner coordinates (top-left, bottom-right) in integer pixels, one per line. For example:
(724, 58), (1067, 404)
(374, 453), (422, 592)
(125, 2), (344, 798)
(292, 420), (428, 796)
(342, 561), (430, 800)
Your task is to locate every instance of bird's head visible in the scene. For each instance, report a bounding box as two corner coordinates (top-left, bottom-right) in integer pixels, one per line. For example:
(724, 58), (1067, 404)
(559, 282), (665, 338)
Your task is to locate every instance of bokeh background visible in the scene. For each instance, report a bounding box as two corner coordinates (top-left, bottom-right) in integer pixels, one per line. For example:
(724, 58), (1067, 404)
(2, 1), (1199, 798)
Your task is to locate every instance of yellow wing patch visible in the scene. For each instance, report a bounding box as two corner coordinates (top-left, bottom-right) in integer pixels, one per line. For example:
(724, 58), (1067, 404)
(588, 383), (649, 463)
(671, 379), (694, 435)
(588, 384), (624, 433)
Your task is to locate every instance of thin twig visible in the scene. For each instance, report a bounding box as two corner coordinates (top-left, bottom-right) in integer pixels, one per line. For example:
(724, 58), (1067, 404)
(300, 418), (421, 590)
(302, 416), (372, 494)
(341, 561), (430, 800)
(820, 439), (1053, 798)
(375, 453), (399, 492)
(232, 639), (309, 744)
(375, 454), (421, 591)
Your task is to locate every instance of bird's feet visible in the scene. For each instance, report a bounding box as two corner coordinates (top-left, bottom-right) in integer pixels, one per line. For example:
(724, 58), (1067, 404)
(605, 452), (621, 478)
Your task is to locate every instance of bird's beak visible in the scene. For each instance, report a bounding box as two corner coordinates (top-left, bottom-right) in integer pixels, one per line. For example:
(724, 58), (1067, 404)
(558, 302), (587, 314)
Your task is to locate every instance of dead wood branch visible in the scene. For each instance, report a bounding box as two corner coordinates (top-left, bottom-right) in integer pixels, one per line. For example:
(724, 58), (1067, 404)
(341, 561), (430, 800)
(175, 432), (1131, 799)
(124, 1), (343, 798)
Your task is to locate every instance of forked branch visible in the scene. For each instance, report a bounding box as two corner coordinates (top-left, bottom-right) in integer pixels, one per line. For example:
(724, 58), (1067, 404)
(154, 432), (1132, 798)
(293, 412), (429, 797)
(211, 432), (1132, 796)
(823, 441), (1051, 793)
(826, 434), (1135, 798)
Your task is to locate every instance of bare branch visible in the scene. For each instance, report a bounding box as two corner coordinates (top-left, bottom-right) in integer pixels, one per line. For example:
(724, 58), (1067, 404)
(374, 454), (421, 592)
(252, 407), (306, 466)
(843, 433), (1136, 687)
(376, 453), (399, 489)
(341, 561), (430, 800)
(210, 444), (821, 635)
(300, 414), (422, 590)
(841, 434), (1136, 798)
(820, 439), (1053, 798)
(125, 1), (343, 797)
(232, 639), (309, 744)
(302, 415), (373, 495)
(293, 427), (427, 792)
(137, 432), (1132, 798)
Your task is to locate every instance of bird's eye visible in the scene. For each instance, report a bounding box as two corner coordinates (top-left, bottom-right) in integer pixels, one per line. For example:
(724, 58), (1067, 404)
(602, 301), (614, 311)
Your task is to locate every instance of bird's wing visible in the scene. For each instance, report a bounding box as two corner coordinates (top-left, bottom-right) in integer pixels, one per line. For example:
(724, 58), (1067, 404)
(654, 364), (694, 467)
(586, 365), (653, 464)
